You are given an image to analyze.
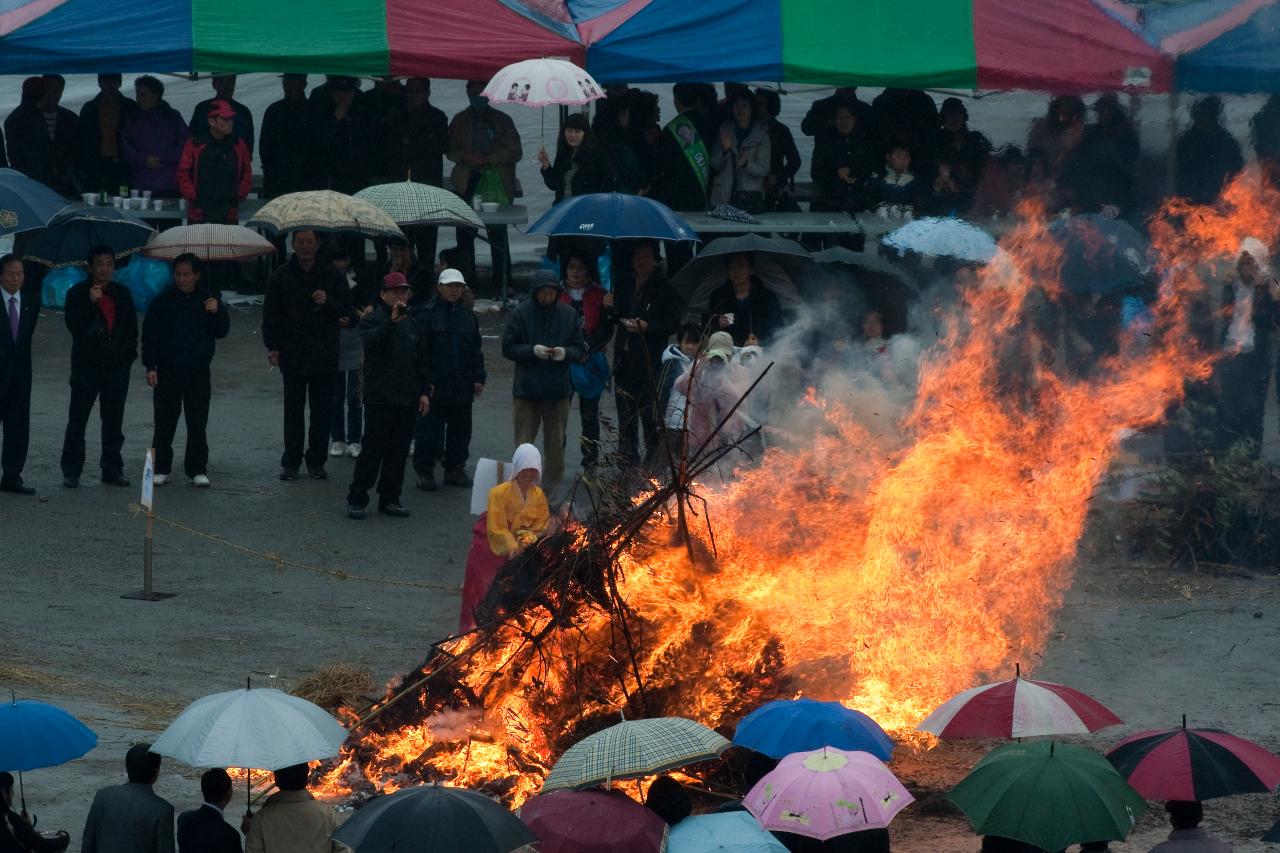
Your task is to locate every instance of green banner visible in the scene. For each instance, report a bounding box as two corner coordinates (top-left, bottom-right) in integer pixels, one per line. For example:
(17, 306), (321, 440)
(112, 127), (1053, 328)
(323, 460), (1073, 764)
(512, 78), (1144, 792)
(193, 0), (390, 74)
(782, 0), (977, 88)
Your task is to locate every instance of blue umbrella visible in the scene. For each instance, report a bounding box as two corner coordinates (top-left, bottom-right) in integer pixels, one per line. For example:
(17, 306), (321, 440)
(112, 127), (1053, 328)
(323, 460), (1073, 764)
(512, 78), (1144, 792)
(0, 694), (98, 812)
(733, 698), (894, 761)
(23, 205), (154, 268)
(1047, 214), (1150, 295)
(527, 192), (699, 242)
(0, 168), (70, 237)
(669, 811), (787, 852)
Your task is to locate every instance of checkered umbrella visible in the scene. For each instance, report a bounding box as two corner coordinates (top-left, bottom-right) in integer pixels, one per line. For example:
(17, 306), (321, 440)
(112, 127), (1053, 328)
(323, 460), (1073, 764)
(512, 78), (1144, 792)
(245, 190), (403, 239)
(541, 717), (730, 792)
(354, 182), (483, 229)
(142, 224), (277, 261)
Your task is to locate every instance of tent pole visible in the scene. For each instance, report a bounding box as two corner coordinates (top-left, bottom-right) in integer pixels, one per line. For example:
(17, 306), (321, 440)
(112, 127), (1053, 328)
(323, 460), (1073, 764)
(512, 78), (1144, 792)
(1166, 91), (1181, 198)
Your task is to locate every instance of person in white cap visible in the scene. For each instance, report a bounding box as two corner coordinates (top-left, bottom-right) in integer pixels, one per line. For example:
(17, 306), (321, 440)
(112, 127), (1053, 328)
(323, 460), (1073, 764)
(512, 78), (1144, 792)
(411, 268), (486, 491)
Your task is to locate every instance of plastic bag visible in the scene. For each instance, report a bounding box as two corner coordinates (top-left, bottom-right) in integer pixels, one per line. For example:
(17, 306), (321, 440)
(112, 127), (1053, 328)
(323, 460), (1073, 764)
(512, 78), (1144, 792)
(475, 167), (509, 206)
(570, 350), (611, 401)
(115, 256), (173, 314)
(41, 266), (87, 309)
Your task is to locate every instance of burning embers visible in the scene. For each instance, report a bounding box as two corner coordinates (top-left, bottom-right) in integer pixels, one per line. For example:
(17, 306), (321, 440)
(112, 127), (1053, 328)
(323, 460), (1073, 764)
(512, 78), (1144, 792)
(317, 176), (1280, 806)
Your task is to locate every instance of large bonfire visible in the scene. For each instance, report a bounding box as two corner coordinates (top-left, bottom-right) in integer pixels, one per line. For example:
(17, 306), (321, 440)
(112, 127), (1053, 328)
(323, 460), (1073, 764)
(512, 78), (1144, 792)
(316, 177), (1280, 806)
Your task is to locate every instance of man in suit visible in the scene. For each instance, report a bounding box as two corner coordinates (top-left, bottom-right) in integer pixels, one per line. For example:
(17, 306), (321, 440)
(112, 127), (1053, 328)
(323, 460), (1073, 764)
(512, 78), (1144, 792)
(0, 255), (38, 495)
(82, 743), (175, 853)
(176, 769), (240, 853)
(60, 245), (138, 489)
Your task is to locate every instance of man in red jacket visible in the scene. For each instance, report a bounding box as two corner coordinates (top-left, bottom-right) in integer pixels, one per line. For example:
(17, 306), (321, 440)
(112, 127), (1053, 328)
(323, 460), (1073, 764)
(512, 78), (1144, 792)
(176, 99), (252, 224)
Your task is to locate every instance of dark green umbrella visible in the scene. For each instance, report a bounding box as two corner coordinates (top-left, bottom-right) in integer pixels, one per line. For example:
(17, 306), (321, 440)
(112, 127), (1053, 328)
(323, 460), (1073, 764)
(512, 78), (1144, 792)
(948, 741), (1147, 853)
(331, 784), (537, 853)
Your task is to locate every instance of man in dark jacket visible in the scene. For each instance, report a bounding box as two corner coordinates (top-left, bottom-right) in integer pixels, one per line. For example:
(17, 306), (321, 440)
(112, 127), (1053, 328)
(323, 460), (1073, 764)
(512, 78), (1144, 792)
(79, 74), (137, 196)
(176, 769), (239, 853)
(318, 76), (377, 195)
(259, 74), (317, 198)
(652, 83), (710, 214)
(412, 268), (485, 491)
(6, 75), (80, 197)
(0, 255), (39, 495)
(60, 246), (138, 489)
(346, 272), (429, 520)
(188, 74), (254, 156)
(82, 744), (174, 853)
(1176, 96), (1244, 205)
(502, 271), (586, 485)
(176, 100), (253, 224)
(142, 253), (230, 488)
(801, 87), (874, 138)
(263, 230), (354, 480)
(607, 240), (682, 464)
(385, 77), (450, 265)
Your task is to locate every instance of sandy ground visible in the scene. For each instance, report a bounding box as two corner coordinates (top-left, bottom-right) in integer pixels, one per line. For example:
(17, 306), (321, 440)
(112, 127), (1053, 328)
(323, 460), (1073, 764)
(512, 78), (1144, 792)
(1, 305), (1278, 852)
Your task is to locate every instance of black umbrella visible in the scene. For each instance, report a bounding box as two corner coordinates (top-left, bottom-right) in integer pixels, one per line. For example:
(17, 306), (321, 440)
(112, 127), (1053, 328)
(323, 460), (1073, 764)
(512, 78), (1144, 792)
(331, 784), (537, 853)
(1047, 214), (1150, 295)
(809, 247), (918, 336)
(0, 168), (69, 237)
(23, 205), (154, 268)
(673, 234), (811, 315)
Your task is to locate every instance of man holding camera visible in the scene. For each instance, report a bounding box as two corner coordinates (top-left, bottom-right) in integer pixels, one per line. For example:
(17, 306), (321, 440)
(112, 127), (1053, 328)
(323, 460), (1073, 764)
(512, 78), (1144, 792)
(346, 272), (430, 520)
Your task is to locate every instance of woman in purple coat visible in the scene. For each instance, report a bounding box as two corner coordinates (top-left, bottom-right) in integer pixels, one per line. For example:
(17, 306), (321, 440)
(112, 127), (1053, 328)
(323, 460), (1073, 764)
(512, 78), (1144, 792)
(121, 75), (190, 196)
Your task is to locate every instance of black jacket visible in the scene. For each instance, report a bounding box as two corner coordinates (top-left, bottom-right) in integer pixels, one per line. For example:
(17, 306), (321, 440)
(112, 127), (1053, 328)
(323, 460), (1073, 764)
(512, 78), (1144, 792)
(540, 145), (615, 203)
(4, 102), (80, 196)
(78, 93), (138, 185)
(705, 278), (785, 346)
(652, 110), (708, 212)
(176, 805), (239, 853)
(811, 128), (878, 212)
(65, 280), (138, 370)
(502, 296), (586, 401)
(317, 108), (377, 195)
(1176, 123), (1244, 205)
(384, 104), (449, 186)
(358, 303), (431, 407)
(412, 296), (486, 402)
(141, 287), (230, 370)
(0, 288), (38, 396)
(608, 271), (682, 389)
(1, 808), (67, 853)
(259, 97), (318, 198)
(262, 258), (354, 375)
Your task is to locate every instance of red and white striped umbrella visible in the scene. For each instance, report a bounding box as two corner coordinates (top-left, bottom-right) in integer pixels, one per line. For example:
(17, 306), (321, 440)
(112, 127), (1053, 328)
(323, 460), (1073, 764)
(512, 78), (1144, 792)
(918, 671), (1122, 739)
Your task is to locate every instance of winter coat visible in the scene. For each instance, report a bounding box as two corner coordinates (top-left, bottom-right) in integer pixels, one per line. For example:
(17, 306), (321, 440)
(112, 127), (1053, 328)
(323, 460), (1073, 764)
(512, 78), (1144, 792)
(705, 279), (785, 346)
(262, 257), (355, 375)
(412, 295), (486, 402)
(867, 169), (919, 211)
(801, 92), (874, 137)
(1176, 123), (1244, 205)
(188, 97), (255, 155)
(540, 144), (615, 203)
(811, 128), (877, 212)
(121, 103), (190, 194)
(608, 271), (682, 389)
(652, 109), (708, 212)
(1058, 121), (1139, 215)
(765, 117), (802, 186)
(358, 303), (431, 408)
(559, 283), (610, 351)
(658, 344), (693, 430)
(176, 133), (252, 223)
(78, 93), (138, 187)
(384, 104), (450, 186)
(259, 97), (319, 198)
(141, 286), (230, 370)
(709, 121), (771, 206)
(4, 102), (80, 196)
(447, 106), (522, 200)
(502, 296), (586, 401)
(64, 280), (138, 370)
(317, 108), (378, 195)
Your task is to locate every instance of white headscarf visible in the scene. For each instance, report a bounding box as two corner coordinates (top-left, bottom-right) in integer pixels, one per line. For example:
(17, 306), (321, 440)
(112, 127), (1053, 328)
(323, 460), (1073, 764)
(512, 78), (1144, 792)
(510, 443), (542, 482)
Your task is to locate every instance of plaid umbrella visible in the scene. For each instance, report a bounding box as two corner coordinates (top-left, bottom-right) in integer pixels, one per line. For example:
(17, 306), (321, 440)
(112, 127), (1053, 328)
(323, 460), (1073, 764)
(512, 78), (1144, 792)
(354, 182), (483, 229)
(541, 718), (730, 792)
(23, 205), (154, 268)
(142, 224), (277, 261)
(245, 190), (403, 239)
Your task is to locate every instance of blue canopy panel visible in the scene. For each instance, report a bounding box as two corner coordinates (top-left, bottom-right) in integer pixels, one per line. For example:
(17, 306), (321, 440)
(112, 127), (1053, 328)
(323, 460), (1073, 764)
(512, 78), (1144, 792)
(581, 0), (781, 83)
(1176, 2), (1280, 91)
(0, 0), (192, 74)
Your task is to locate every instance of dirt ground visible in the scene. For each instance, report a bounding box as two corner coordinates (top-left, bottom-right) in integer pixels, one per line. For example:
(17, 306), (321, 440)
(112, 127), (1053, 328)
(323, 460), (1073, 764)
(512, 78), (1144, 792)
(3, 304), (1278, 852)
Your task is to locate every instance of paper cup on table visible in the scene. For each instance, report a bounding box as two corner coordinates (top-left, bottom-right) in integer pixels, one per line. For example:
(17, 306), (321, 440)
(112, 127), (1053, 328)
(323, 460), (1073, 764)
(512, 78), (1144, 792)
(481, 202), (499, 213)
(142, 190), (152, 200)
(152, 200), (164, 211)
(81, 192), (96, 205)
(178, 199), (187, 211)
(130, 189), (141, 199)
(112, 196), (123, 208)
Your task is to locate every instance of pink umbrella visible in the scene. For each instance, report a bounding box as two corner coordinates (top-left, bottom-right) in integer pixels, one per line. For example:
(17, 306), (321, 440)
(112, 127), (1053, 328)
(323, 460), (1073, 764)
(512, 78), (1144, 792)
(744, 748), (913, 841)
(519, 789), (668, 853)
(917, 667), (1122, 739)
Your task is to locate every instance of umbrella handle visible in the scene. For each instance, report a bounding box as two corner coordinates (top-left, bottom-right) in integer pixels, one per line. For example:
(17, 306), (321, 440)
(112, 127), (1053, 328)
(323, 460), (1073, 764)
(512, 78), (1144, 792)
(18, 770), (26, 815)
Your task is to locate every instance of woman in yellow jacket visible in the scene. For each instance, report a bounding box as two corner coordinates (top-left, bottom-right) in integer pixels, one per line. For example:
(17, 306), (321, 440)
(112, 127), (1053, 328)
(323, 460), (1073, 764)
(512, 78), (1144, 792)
(459, 443), (549, 632)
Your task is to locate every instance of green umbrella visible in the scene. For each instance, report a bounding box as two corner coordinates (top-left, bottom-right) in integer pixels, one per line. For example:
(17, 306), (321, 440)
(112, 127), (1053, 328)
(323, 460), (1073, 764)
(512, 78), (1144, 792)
(948, 741), (1147, 853)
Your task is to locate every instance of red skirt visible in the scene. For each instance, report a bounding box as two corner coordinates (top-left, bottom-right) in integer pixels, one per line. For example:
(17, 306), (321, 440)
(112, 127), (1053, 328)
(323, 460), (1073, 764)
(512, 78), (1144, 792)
(459, 512), (507, 633)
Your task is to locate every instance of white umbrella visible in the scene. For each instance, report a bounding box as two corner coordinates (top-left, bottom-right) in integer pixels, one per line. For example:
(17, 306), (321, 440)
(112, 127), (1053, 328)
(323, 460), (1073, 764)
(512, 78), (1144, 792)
(141, 224), (277, 261)
(882, 217), (998, 263)
(245, 190), (404, 239)
(481, 58), (604, 108)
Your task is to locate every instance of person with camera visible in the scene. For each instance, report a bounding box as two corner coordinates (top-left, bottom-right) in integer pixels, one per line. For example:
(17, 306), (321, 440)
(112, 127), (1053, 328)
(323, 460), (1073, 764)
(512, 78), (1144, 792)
(345, 273), (430, 520)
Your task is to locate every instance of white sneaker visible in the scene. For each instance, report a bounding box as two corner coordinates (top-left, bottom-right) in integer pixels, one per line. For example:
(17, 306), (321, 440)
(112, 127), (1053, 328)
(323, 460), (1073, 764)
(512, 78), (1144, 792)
(347, 443), (361, 458)
(329, 441), (347, 457)
(153, 473), (170, 486)
(192, 474), (211, 488)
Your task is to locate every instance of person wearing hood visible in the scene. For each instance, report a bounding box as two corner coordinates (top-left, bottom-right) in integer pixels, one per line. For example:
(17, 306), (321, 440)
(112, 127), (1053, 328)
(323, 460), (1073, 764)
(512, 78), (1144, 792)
(176, 99), (252, 224)
(673, 331), (758, 475)
(502, 271), (586, 486)
(141, 253), (230, 489)
(558, 253), (612, 471)
(709, 91), (771, 212)
(458, 443), (549, 632)
(704, 253), (785, 347)
(121, 75), (190, 196)
(412, 268), (486, 491)
(345, 272), (430, 520)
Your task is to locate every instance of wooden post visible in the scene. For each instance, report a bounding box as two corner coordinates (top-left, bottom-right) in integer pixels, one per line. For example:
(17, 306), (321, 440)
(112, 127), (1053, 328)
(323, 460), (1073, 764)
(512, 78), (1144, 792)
(123, 448), (175, 601)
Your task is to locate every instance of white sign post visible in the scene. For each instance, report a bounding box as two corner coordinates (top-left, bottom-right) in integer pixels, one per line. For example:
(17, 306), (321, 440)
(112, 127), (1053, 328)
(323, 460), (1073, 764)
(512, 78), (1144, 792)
(123, 449), (174, 601)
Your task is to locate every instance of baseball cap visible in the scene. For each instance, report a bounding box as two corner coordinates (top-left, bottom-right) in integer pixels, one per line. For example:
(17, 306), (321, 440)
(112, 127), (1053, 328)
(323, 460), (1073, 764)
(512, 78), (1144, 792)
(382, 272), (410, 290)
(207, 99), (236, 119)
(438, 268), (466, 287)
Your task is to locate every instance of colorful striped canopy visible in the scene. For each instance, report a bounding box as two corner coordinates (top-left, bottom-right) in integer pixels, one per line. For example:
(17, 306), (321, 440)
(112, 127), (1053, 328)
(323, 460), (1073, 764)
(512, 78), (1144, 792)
(9, 0), (1262, 93)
